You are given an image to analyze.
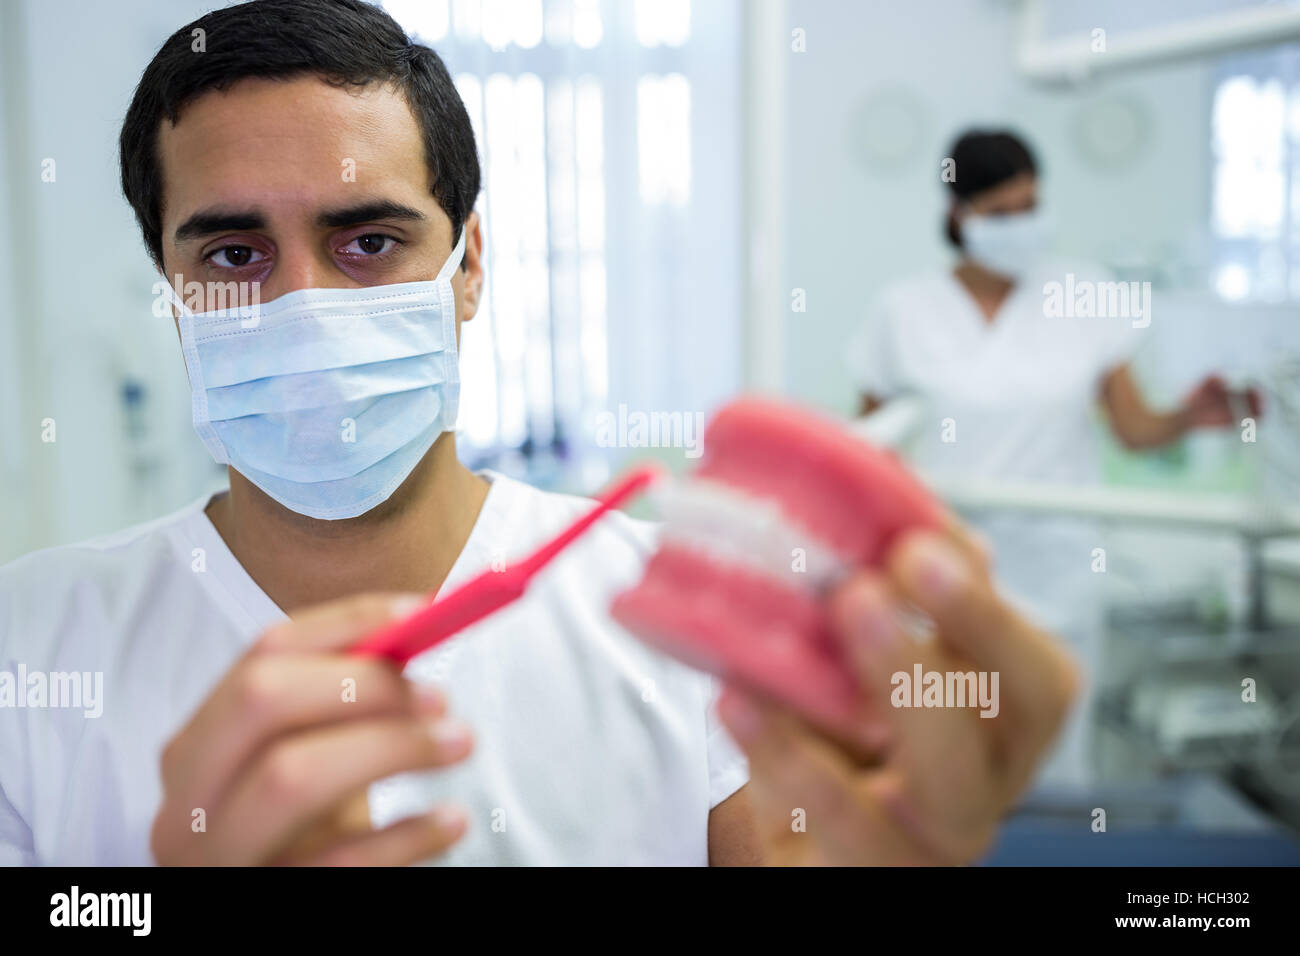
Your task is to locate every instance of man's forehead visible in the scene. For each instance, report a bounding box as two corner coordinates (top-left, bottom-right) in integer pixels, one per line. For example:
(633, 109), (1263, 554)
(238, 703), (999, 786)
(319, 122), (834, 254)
(162, 74), (417, 143)
(157, 75), (429, 219)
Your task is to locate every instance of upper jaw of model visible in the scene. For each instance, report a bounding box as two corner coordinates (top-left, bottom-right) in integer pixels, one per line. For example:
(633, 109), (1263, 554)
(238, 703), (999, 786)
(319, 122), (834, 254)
(653, 476), (852, 597)
(611, 396), (947, 736)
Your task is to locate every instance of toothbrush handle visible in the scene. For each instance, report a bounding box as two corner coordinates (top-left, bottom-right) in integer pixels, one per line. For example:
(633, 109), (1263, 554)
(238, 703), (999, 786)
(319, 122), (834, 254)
(519, 465), (659, 574)
(350, 465), (661, 664)
(350, 567), (527, 664)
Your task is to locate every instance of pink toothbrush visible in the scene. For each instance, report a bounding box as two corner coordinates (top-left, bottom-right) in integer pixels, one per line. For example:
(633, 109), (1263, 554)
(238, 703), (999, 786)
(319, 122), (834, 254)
(349, 464), (661, 665)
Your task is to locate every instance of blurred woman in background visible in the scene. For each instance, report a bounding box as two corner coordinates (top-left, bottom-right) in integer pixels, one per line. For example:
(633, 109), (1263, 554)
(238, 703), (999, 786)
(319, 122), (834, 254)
(848, 129), (1256, 787)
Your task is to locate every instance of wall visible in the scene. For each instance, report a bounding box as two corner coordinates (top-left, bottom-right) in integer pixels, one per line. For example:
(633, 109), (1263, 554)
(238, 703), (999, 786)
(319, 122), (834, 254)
(0, 0), (224, 563)
(779, 0), (1237, 414)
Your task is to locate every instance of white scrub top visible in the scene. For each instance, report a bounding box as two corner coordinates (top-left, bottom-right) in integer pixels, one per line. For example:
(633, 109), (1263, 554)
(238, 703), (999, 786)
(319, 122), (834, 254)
(0, 471), (748, 865)
(848, 260), (1140, 487)
(848, 260), (1144, 785)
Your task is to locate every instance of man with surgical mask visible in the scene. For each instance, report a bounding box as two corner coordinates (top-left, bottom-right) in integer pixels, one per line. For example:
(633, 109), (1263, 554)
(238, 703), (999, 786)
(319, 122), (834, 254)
(850, 129), (1254, 787)
(1, 5), (1079, 867)
(0, 0), (761, 866)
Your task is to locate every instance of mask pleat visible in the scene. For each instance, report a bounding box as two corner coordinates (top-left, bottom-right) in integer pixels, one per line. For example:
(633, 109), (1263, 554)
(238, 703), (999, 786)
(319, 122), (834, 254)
(195, 307), (447, 389)
(204, 353), (447, 420)
(232, 418), (446, 521)
(212, 388), (445, 483)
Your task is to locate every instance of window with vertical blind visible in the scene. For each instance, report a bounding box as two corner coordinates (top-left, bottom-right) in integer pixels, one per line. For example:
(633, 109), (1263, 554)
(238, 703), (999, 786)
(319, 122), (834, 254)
(1210, 43), (1300, 302)
(382, 0), (741, 490)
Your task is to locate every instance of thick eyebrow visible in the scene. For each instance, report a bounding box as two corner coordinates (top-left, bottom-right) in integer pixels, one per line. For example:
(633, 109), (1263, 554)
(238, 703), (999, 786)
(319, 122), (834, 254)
(316, 200), (427, 229)
(172, 200), (428, 245)
(173, 209), (266, 244)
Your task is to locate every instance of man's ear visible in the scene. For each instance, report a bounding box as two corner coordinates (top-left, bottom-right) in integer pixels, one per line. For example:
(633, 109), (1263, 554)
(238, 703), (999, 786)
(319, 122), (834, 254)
(458, 209), (484, 323)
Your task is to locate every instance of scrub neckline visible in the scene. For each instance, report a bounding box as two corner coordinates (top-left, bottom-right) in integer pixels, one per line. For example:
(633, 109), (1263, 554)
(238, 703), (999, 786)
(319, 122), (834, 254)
(946, 266), (1028, 331)
(179, 470), (513, 642)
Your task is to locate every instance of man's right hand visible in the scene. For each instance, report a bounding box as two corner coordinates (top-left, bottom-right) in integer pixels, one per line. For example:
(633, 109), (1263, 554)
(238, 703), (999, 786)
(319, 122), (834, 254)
(151, 594), (473, 865)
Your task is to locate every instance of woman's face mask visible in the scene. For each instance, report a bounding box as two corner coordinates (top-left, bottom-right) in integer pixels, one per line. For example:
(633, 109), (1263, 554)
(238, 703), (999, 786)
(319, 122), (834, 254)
(959, 208), (1050, 280)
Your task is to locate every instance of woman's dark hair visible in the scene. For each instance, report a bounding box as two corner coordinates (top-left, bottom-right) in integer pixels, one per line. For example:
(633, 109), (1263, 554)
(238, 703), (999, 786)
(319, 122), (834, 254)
(120, 0), (480, 267)
(943, 129), (1037, 247)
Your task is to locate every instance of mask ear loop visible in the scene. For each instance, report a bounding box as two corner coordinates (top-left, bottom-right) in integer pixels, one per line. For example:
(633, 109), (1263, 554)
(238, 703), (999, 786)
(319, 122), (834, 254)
(436, 225), (467, 282)
(163, 274), (231, 465)
(436, 225), (468, 433)
(160, 274), (196, 318)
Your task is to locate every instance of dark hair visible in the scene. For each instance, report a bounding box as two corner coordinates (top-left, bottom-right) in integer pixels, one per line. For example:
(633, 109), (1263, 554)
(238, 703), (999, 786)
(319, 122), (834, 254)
(120, 0), (479, 267)
(943, 129), (1037, 247)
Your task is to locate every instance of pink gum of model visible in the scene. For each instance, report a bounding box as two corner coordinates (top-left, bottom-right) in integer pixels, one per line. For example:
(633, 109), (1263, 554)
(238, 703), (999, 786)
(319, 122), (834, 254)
(611, 397), (946, 736)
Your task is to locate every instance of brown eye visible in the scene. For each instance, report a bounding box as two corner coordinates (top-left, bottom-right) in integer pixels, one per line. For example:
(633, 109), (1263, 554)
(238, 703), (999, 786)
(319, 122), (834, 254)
(208, 245), (264, 268)
(348, 234), (395, 256)
(342, 234), (398, 257)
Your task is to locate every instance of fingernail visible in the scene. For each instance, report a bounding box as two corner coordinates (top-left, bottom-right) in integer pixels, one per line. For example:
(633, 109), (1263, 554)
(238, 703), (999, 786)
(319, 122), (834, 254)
(910, 537), (968, 603)
(428, 717), (472, 750)
(429, 804), (467, 831)
(391, 594), (426, 619)
(845, 583), (897, 652)
(862, 722), (892, 751)
(719, 692), (763, 743)
(411, 682), (445, 714)
(969, 529), (995, 570)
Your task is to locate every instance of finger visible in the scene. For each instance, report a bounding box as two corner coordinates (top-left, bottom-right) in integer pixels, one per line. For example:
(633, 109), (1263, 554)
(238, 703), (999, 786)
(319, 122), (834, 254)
(205, 715), (474, 865)
(829, 575), (999, 840)
(719, 689), (929, 865)
(161, 653), (445, 815)
(884, 530), (1079, 792)
(828, 573), (902, 689)
(862, 767), (997, 865)
(822, 573), (904, 754)
(254, 592), (427, 655)
(719, 688), (866, 850)
(943, 516), (994, 577)
(286, 805), (468, 867)
(278, 789), (376, 860)
(885, 531), (1076, 723)
(165, 590), (430, 803)
(1194, 375), (1226, 400)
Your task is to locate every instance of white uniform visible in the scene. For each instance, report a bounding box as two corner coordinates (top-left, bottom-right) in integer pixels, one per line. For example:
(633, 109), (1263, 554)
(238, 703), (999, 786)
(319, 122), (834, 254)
(848, 260), (1143, 786)
(0, 471), (747, 865)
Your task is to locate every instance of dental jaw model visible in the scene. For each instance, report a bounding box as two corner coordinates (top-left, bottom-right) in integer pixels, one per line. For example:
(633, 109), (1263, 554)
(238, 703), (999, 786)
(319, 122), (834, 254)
(612, 397), (946, 735)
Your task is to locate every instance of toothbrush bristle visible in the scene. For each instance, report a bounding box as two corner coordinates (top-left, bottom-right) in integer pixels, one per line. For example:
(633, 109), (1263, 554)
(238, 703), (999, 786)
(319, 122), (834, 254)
(653, 477), (849, 595)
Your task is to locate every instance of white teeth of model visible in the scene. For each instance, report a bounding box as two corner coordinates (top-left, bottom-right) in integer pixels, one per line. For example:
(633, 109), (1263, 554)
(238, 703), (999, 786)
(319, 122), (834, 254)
(651, 477), (850, 595)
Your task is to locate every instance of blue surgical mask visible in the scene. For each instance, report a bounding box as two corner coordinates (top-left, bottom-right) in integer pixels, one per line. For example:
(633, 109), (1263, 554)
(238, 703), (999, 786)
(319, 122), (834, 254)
(168, 228), (465, 520)
(960, 209), (1049, 280)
